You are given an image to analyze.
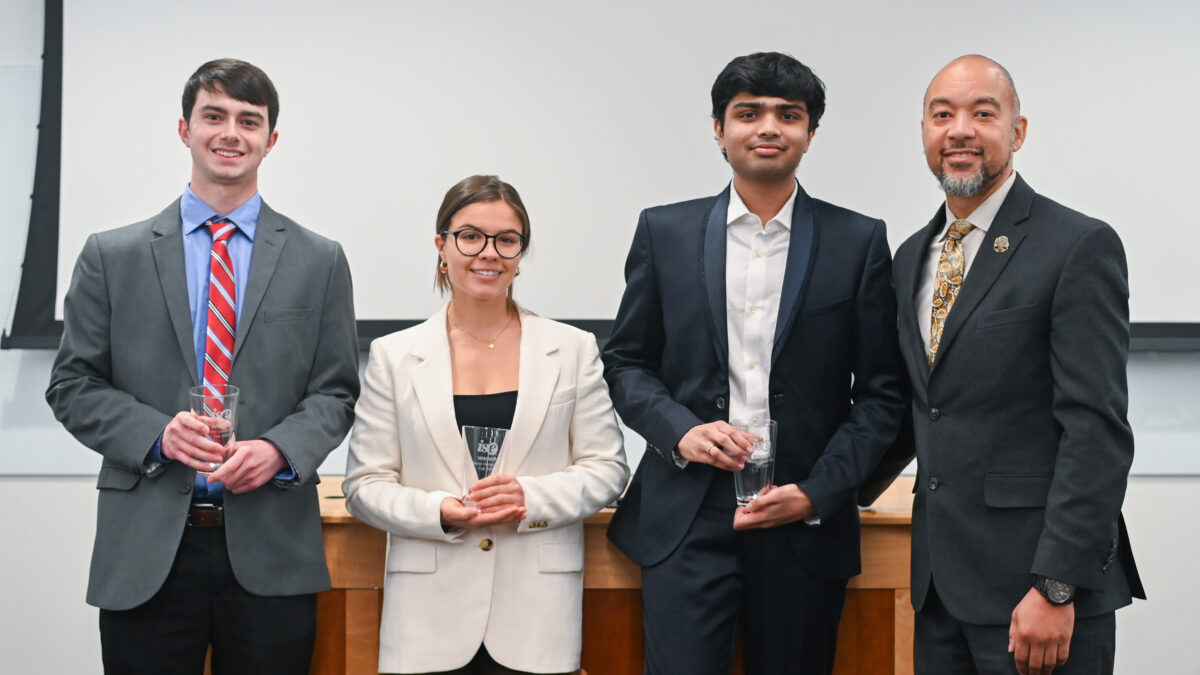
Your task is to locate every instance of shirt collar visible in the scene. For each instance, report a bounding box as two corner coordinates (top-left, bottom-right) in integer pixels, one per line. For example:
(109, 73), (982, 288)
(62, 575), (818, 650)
(726, 179), (798, 230)
(180, 184), (262, 240)
(939, 170), (1018, 239)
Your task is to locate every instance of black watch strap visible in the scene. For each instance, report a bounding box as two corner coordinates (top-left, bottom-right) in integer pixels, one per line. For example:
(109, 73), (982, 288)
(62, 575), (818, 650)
(1033, 575), (1076, 605)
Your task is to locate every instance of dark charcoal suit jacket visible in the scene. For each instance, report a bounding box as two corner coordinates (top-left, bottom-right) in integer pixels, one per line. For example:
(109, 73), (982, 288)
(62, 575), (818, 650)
(893, 175), (1145, 624)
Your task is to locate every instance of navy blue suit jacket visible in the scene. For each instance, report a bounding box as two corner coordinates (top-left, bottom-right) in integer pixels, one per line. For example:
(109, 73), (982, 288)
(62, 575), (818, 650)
(602, 185), (905, 581)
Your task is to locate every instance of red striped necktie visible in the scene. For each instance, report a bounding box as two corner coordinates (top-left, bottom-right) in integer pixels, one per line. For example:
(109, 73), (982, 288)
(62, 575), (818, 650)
(202, 217), (238, 393)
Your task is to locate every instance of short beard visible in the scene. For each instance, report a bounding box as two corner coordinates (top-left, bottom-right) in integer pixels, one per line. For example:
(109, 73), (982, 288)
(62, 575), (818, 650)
(937, 159), (1006, 197)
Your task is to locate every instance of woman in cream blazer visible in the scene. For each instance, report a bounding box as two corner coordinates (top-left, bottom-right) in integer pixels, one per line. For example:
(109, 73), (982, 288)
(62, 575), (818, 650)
(343, 176), (628, 675)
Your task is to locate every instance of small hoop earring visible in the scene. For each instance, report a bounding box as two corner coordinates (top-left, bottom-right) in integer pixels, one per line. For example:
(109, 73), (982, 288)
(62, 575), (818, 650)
(439, 258), (448, 274)
(515, 268), (521, 277)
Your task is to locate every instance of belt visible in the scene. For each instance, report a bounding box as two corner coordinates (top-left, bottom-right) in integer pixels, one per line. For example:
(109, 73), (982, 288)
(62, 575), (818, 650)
(187, 503), (225, 528)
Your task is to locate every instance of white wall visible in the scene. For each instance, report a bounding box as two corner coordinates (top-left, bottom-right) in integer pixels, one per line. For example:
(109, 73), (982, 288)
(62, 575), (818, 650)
(2, 2), (1198, 673)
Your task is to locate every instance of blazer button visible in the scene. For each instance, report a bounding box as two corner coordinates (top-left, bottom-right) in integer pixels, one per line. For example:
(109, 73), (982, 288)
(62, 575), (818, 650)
(179, 481), (192, 494)
(929, 408), (941, 421)
(928, 477), (940, 491)
(479, 538), (494, 551)
(716, 397), (726, 410)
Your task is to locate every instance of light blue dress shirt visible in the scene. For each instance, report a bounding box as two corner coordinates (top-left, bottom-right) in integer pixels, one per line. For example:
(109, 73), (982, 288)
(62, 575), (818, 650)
(152, 186), (295, 498)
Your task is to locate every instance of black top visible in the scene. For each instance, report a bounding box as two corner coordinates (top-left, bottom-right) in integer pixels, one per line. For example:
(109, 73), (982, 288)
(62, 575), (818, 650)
(453, 390), (518, 432)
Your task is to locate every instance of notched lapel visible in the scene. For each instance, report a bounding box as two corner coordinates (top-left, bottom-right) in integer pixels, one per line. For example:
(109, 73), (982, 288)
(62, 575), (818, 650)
(771, 186), (815, 365)
(409, 316), (471, 491)
(932, 181), (1034, 371)
(703, 189), (731, 372)
(233, 205), (286, 362)
(498, 317), (561, 475)
(149, 204), (198, 384)
(901, 209), (947, 381)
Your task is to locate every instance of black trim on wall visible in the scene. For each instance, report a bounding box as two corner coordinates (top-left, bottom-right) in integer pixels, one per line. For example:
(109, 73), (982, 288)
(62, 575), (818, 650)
(1, 0), (62, 350)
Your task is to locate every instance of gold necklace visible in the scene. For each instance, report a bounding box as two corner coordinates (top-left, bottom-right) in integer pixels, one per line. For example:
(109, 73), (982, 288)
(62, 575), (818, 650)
(448, 304), (515, 349)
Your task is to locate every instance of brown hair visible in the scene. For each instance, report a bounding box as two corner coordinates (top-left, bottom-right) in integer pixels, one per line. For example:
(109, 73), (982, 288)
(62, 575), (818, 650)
(182, 59), (280, 132)
(434, 175), (531, 298)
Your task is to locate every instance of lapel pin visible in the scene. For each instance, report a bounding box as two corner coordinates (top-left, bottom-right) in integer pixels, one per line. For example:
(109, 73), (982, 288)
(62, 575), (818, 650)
(993, 235), (1010, 253)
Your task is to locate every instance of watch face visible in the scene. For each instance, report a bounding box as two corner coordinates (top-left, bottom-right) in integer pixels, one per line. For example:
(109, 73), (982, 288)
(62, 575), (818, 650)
(1046, 580), (1073, 604)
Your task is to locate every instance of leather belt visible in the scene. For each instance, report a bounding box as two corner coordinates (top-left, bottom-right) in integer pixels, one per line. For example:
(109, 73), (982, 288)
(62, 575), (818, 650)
(187, 503), (225, 528)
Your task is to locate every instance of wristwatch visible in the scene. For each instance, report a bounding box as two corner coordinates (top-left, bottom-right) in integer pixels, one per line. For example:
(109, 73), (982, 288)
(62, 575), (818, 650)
(1033, 575), (1076, 605)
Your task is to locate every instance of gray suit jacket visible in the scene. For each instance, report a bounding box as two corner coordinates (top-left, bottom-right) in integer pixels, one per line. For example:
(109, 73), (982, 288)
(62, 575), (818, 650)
(893, 175), (1144, 624)
(46, 199), (360, 610)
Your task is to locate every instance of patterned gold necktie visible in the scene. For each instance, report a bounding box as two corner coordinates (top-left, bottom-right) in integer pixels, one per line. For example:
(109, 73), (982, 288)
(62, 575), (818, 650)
(928, 219), (976, 366)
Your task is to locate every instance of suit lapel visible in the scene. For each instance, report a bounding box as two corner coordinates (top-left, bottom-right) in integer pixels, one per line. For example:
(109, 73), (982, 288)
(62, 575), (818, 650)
(149, 201), (199, 385)
(703, 188), (731, 373)
(931, 176), (1034, 371)
(771, 184), (816, 365)
(409, 306), (472, 489)
(899, 208), (946, 382)
(497, 314), (561, 475)
(233, 202), (286, 362)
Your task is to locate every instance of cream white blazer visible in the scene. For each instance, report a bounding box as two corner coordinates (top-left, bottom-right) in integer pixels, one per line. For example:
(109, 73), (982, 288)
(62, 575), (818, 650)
(343, 305), (628, 674)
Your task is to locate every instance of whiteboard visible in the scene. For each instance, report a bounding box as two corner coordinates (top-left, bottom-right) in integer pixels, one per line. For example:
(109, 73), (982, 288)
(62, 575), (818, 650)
(56, 0), (1200, 323)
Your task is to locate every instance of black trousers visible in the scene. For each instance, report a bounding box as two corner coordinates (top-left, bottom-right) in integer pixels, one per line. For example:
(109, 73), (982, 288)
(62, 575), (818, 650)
(640, 471), (847, 675)
(915, 581), (1116, 675)
(99, 525), (317, 675)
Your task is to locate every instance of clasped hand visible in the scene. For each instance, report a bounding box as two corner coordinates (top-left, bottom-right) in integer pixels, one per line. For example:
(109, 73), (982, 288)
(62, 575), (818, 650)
(441, 473), (527, 529)
(161, 411), (287, 493)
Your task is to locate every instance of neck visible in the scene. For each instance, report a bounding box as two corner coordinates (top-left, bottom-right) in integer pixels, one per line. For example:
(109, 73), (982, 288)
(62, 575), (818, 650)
(448, 294), (513, 332)
(732, 175), (795, 224)
(191, 176), (258, 216)
(945, 168), (1012, 220)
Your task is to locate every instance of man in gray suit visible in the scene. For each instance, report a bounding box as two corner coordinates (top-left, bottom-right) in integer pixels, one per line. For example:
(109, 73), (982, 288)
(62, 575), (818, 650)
(46, 59), (359, 674)
(892, 55), (1144, 675)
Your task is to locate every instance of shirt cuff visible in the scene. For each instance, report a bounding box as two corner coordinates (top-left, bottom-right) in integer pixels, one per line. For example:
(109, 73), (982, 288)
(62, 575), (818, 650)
(144, 434), (167, 475)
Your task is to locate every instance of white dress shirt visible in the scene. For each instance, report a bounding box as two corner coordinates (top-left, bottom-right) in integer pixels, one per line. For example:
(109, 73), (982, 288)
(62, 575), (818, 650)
(726, 180), (797, 423)
(917, 171), (1018, 356)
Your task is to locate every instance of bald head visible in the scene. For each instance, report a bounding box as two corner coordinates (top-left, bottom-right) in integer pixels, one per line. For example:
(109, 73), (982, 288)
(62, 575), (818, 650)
(926, 54), (1020, 118)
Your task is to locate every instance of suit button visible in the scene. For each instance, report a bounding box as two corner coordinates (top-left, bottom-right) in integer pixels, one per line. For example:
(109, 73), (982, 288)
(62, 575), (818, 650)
(929, 408), (941, 421)
(479, 538), (494, 551)
(179, 481), (192, 494)
(928, 477), (940, 491)
(716, 397), (726, 410)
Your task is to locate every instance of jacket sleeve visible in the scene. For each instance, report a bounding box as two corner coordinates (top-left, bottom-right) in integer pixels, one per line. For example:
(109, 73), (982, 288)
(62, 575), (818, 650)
(796, 220), (907, 519)
(516, 335), (630, 531)
(342, 340), (463, 543)
(45, 234), (173, 474)
(258, 242), (360, 485)
(601, 210), (706, 464)
(1032, 224), (1134, 591)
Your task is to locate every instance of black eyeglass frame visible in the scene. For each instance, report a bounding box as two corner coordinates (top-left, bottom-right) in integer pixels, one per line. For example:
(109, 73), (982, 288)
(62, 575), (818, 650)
(440, 227), (528, 259)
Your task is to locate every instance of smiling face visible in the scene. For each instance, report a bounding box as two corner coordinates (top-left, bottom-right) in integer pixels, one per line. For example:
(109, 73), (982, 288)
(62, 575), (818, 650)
(922, 57), (1027, 211)
(435, 200), (525, 305)
(715, 92), (815, 187)
(178, 85), (278, 197)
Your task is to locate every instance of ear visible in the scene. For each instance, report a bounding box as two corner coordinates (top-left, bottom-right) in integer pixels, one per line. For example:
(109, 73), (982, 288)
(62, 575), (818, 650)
(713, 118), (725, 151)
(1011, 115), (1028, 152)
(178, 118), (190, 147)
(264, 129), (280, 155)
(434, 233), (446, 257)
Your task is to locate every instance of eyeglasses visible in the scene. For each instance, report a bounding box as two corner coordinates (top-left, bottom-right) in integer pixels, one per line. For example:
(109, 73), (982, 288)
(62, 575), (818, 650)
(441, 227), (527, 259)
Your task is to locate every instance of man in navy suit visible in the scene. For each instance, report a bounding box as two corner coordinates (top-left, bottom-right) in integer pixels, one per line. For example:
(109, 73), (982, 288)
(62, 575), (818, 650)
(602, 52), (906, 674)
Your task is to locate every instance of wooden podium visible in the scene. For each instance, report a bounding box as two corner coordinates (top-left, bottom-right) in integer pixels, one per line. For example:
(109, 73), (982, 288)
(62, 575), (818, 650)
(310, 477), (914, 675)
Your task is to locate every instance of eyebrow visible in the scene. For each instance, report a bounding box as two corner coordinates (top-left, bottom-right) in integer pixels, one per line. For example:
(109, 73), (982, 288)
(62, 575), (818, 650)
(928, 96), (1003, 110)
(731, 101), (808, 113)
(198, 104), (265, 121)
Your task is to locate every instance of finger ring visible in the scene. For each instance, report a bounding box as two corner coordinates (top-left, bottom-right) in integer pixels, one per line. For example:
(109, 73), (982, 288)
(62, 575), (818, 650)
(707, 445), (716, 457)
